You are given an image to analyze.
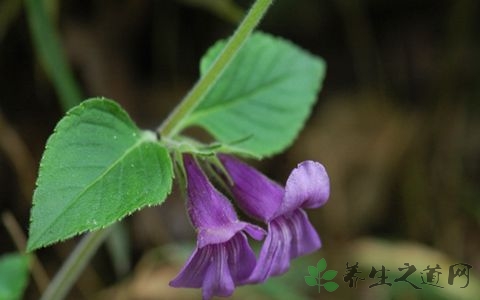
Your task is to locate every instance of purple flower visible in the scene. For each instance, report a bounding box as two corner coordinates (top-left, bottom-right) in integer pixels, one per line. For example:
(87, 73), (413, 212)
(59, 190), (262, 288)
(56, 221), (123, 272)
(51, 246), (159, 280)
(219, 154), (330, 283)
(170, 155), (265, 300)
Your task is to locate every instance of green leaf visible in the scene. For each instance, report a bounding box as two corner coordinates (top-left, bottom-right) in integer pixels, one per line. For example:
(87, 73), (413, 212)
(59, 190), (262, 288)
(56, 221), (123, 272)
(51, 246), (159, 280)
(0, 253), (29, 300)
(307, 265), (318, 277)
(182, 32), (326, 157)
(304, 276), (318, 287)
(27, 98), (173, 251)
(321, 270), (338, 280)
(323, 281), (339, 292)
(317, 258), (327, 273)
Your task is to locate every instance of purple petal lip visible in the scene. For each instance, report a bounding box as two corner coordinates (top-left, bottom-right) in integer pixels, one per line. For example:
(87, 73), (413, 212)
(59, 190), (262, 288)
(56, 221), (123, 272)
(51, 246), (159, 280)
(246, 209), (321, 284)
(170, 232), (257, 300)
(218, 155), (330, 220)
(276, 160), (330, 217)
(197, 221), (265, 248)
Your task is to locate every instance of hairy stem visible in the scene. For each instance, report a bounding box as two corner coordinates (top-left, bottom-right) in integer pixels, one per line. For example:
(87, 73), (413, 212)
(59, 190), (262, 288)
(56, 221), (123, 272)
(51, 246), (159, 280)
(158, 0), (273, 137)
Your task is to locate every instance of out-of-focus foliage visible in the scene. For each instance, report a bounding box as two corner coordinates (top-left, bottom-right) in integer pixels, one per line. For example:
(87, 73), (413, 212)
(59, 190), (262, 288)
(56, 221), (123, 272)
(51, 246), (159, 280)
(0, 253), (29, 300)
(0, 0), (478, 299)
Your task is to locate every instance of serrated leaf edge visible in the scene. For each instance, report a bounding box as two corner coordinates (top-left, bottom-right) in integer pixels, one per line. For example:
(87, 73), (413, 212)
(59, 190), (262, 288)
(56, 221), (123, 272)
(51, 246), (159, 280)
(28, 134), (169, 251)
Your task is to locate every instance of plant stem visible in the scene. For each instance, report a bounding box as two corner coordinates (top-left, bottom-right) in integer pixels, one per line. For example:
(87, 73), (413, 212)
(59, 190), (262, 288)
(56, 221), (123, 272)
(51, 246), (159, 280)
(158, 0), (273, 138)
(40, 228), (111, 300)
(39, 1), (273, 299)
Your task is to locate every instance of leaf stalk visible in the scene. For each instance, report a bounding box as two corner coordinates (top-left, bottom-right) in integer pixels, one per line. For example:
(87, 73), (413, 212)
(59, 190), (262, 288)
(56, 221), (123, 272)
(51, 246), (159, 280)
(158, 0), (273, 138)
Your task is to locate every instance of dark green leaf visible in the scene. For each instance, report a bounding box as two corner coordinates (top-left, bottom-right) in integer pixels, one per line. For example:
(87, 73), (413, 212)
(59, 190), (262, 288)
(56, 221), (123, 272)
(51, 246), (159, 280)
(27, 98), (173, 251)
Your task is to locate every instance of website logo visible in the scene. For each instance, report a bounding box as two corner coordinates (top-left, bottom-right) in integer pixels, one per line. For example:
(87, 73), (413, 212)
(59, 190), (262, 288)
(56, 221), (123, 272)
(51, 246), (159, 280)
(304, 258), (339, 293)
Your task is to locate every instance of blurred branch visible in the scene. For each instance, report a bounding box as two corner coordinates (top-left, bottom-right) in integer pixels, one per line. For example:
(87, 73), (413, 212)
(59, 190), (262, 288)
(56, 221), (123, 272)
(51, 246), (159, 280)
(332, 0), (385, 92)
(446, 0), (477, 63)
(40, 228), (112, 300)
(105, 223), (131, 278)
(2, 212), (50, 293)
(439, 0), (478, 98)
(0, 110), (36, 203)
(24, 0), (82, 111)
(175, 0), (244, 23)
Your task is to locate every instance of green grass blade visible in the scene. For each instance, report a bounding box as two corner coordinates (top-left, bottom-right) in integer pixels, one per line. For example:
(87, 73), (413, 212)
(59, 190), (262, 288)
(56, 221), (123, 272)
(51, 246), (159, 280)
(24, 0), (82, 110)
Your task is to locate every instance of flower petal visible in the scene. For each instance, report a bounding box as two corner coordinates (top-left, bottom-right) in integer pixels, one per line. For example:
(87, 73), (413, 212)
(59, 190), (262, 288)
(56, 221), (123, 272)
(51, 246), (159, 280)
(197, 221), (244, 248)
(202, 244), (234, 300)
(246, 209), (321, 283)
(227, 233), (258, 284)
(287, 209), (321, 258)
(243, 223), (266, 241)
(170, 233), (256, 300)
(246, 218), (292, 283)
(219, 154), (284, 221)
(277, 161), (329, 216)
(169, 244), (212, 289)
(197, 221), (265, 248)
(184, 154), (239, 231)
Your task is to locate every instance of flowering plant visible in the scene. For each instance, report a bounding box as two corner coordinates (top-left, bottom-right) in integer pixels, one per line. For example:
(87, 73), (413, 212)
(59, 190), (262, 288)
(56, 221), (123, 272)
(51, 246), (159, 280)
(25, 0), (330, 298)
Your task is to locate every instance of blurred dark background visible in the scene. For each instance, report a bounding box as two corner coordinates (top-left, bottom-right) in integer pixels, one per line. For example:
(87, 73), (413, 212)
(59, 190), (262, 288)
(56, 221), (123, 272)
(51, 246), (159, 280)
(0, 0), (479, 299)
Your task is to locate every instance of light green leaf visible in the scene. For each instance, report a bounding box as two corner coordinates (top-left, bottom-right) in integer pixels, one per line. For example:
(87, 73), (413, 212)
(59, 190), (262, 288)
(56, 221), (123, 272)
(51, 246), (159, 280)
(321, 269), (338, 280)
(304, 276), (318, 287)
(0, 253), (29, 300)
(323, 281), (339, 292)
(317, 258), (327, 273)
(307, 265), (318, 277)
(27, 98), (173, 251)
(182, 32), (326, 157)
